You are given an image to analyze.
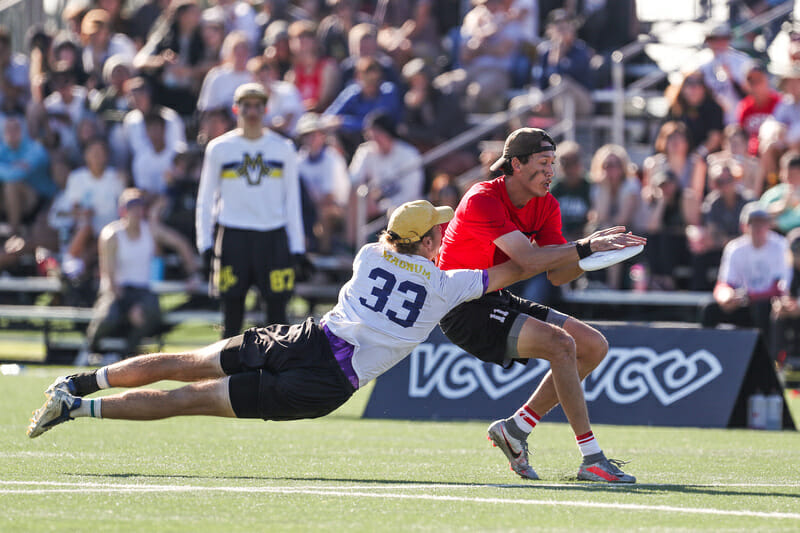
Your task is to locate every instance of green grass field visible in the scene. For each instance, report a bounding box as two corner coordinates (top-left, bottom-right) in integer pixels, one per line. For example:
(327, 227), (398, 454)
(2, 360), (800, 532)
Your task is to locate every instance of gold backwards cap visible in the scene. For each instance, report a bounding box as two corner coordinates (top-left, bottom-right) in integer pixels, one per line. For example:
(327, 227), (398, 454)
(387, 200), (454, 244)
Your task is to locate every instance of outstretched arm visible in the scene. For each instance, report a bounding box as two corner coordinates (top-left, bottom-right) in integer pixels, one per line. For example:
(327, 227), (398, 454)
(495, 226), (647, 286)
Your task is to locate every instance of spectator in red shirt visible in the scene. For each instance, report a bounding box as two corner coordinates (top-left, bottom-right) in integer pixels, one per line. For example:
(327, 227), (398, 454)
(737, 64), (780, 158)
(438, 127), (646, 483)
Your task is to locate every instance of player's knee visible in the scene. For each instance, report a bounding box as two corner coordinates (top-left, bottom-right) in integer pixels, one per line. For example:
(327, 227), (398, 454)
(584, 331), (609, 366)
(548, 329), (577, 366)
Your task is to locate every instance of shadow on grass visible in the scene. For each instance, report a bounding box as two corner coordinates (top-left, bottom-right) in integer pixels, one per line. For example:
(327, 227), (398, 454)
(64, 472), (799, 499)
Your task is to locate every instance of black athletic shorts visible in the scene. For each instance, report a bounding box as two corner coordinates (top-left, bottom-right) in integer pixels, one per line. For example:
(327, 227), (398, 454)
(440, 288), (567, 367)
(220, 318), (355, 421)
(212, 226), (293, 299)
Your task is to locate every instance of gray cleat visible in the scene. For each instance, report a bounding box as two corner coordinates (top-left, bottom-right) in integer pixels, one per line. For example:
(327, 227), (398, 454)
(487, 419), (539, 480)
(577, 457), (636, 483)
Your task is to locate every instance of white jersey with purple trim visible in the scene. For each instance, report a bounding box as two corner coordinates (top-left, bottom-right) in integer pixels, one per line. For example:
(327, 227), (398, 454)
(323, 242), (487, 388)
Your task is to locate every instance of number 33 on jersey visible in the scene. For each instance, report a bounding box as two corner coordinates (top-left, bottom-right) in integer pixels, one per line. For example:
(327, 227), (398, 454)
(322, 243), (487, 386)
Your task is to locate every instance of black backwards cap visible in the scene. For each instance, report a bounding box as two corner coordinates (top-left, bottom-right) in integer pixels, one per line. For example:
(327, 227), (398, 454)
(490, 128), (557, 172)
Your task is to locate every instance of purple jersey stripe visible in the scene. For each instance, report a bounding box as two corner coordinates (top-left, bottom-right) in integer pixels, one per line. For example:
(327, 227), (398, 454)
(322, 324), (359, 390)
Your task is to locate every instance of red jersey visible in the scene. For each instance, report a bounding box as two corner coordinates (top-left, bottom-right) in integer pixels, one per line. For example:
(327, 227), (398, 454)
(438, 177), (567, 271)
(293, 58), (334, 106)
(737, 91), (780, 155)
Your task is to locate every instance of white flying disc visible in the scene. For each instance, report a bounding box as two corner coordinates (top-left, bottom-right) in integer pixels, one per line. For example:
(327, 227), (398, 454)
(578, 244), (644, 272)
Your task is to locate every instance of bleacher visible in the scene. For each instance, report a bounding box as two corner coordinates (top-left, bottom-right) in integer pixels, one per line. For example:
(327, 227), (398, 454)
(0, 253), (349, 364)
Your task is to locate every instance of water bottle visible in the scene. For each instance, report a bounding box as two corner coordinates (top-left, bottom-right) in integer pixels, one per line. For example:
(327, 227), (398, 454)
(747, 390), (767, 430)
(629, 263), (648, 292)
(150, 256), (165, 282)
(766, 390), (784, 431)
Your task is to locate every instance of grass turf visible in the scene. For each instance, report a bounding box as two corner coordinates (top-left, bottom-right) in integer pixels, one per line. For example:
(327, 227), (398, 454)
(2, 365), (799, 532)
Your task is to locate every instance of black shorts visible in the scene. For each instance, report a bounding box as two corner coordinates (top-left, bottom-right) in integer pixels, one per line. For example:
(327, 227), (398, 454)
(220, 318), (355, 421)
(440, 289), (567, 367)
(212, 226), (293, 299)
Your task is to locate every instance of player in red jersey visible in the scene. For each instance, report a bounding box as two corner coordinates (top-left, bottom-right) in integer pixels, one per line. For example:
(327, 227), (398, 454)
(438, 128), (647, 482)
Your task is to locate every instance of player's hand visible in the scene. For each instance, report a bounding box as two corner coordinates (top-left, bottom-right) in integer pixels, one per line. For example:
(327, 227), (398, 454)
(292, 253), (315, 282)
(581, 227), (647, 253)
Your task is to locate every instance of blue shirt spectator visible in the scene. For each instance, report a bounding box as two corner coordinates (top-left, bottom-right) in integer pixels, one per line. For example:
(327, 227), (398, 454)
(325, 57), (402, 133)
(0, 117), (54, 199)
(0, 116), (54, 237)
(533, 9), (594, 92)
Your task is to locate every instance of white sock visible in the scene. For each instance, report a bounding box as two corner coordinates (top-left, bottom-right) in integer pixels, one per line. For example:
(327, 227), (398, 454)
(576, 431), (602, 457)
(96, 367), (111, 389)
(71, 398), (102, 419)
(511, 405), (541, 434)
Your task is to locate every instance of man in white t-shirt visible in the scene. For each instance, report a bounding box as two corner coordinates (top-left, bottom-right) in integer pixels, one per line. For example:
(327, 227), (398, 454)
(196, 31), (253, 112)
(80, 8), (136, 87)
(131, 113), (186, 198)
(247, 55), (305, 137)
(122, 77), (186, 169)
(349, 109), (424, 221)
(702, 202), (791, 333)
(28, 199), (530, 439)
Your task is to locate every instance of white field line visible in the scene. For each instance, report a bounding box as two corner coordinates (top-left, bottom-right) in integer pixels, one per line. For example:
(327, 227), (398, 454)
(0, 481), (799, 520)
(2, 480), (800, 489)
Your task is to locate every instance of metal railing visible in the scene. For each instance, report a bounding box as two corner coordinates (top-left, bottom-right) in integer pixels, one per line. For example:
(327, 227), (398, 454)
(0, 0), (46, 52)
(609, 1), (795, 145)
(609, 35), (655, 146)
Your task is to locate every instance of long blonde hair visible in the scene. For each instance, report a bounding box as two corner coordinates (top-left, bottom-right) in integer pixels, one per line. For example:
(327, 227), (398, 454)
(589, 144), (633, 184)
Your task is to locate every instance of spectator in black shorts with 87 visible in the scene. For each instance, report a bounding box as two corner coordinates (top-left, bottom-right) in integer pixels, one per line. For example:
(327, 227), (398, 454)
(438, 127), (647, 483)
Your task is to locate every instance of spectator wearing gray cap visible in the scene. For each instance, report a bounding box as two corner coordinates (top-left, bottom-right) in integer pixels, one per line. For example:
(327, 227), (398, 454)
(701, 201), (791, 336)
(260, 20), (292, 78)
(295, 112), (350, 254)
(698, 22), (754, 126)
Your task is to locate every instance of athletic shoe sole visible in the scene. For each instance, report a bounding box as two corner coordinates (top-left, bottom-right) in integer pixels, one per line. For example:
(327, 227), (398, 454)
(27, 389), (75, 439)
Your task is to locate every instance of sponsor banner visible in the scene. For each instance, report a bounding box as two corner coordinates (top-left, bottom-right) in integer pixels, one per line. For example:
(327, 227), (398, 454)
(363, 324), (793, 428)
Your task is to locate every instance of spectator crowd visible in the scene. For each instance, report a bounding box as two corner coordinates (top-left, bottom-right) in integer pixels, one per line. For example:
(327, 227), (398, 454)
(0, 0), (797, 366)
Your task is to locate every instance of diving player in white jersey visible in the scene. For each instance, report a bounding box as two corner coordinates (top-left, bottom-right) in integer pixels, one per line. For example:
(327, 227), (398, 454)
(196, 82), (307, 337)
(28, 200), (534, 437)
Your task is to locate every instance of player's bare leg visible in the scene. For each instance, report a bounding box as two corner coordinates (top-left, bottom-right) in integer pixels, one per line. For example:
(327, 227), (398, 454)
(42, 338), (231, 401)
(29, 378), (234, 438)
(523, 318), (607, 418)
(99, 378), (235, 419)
(514, 317), (590, 435)
(491, 316), (634, 483)
(488, 316), (588, 480)
(105, 338), (229, 388)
